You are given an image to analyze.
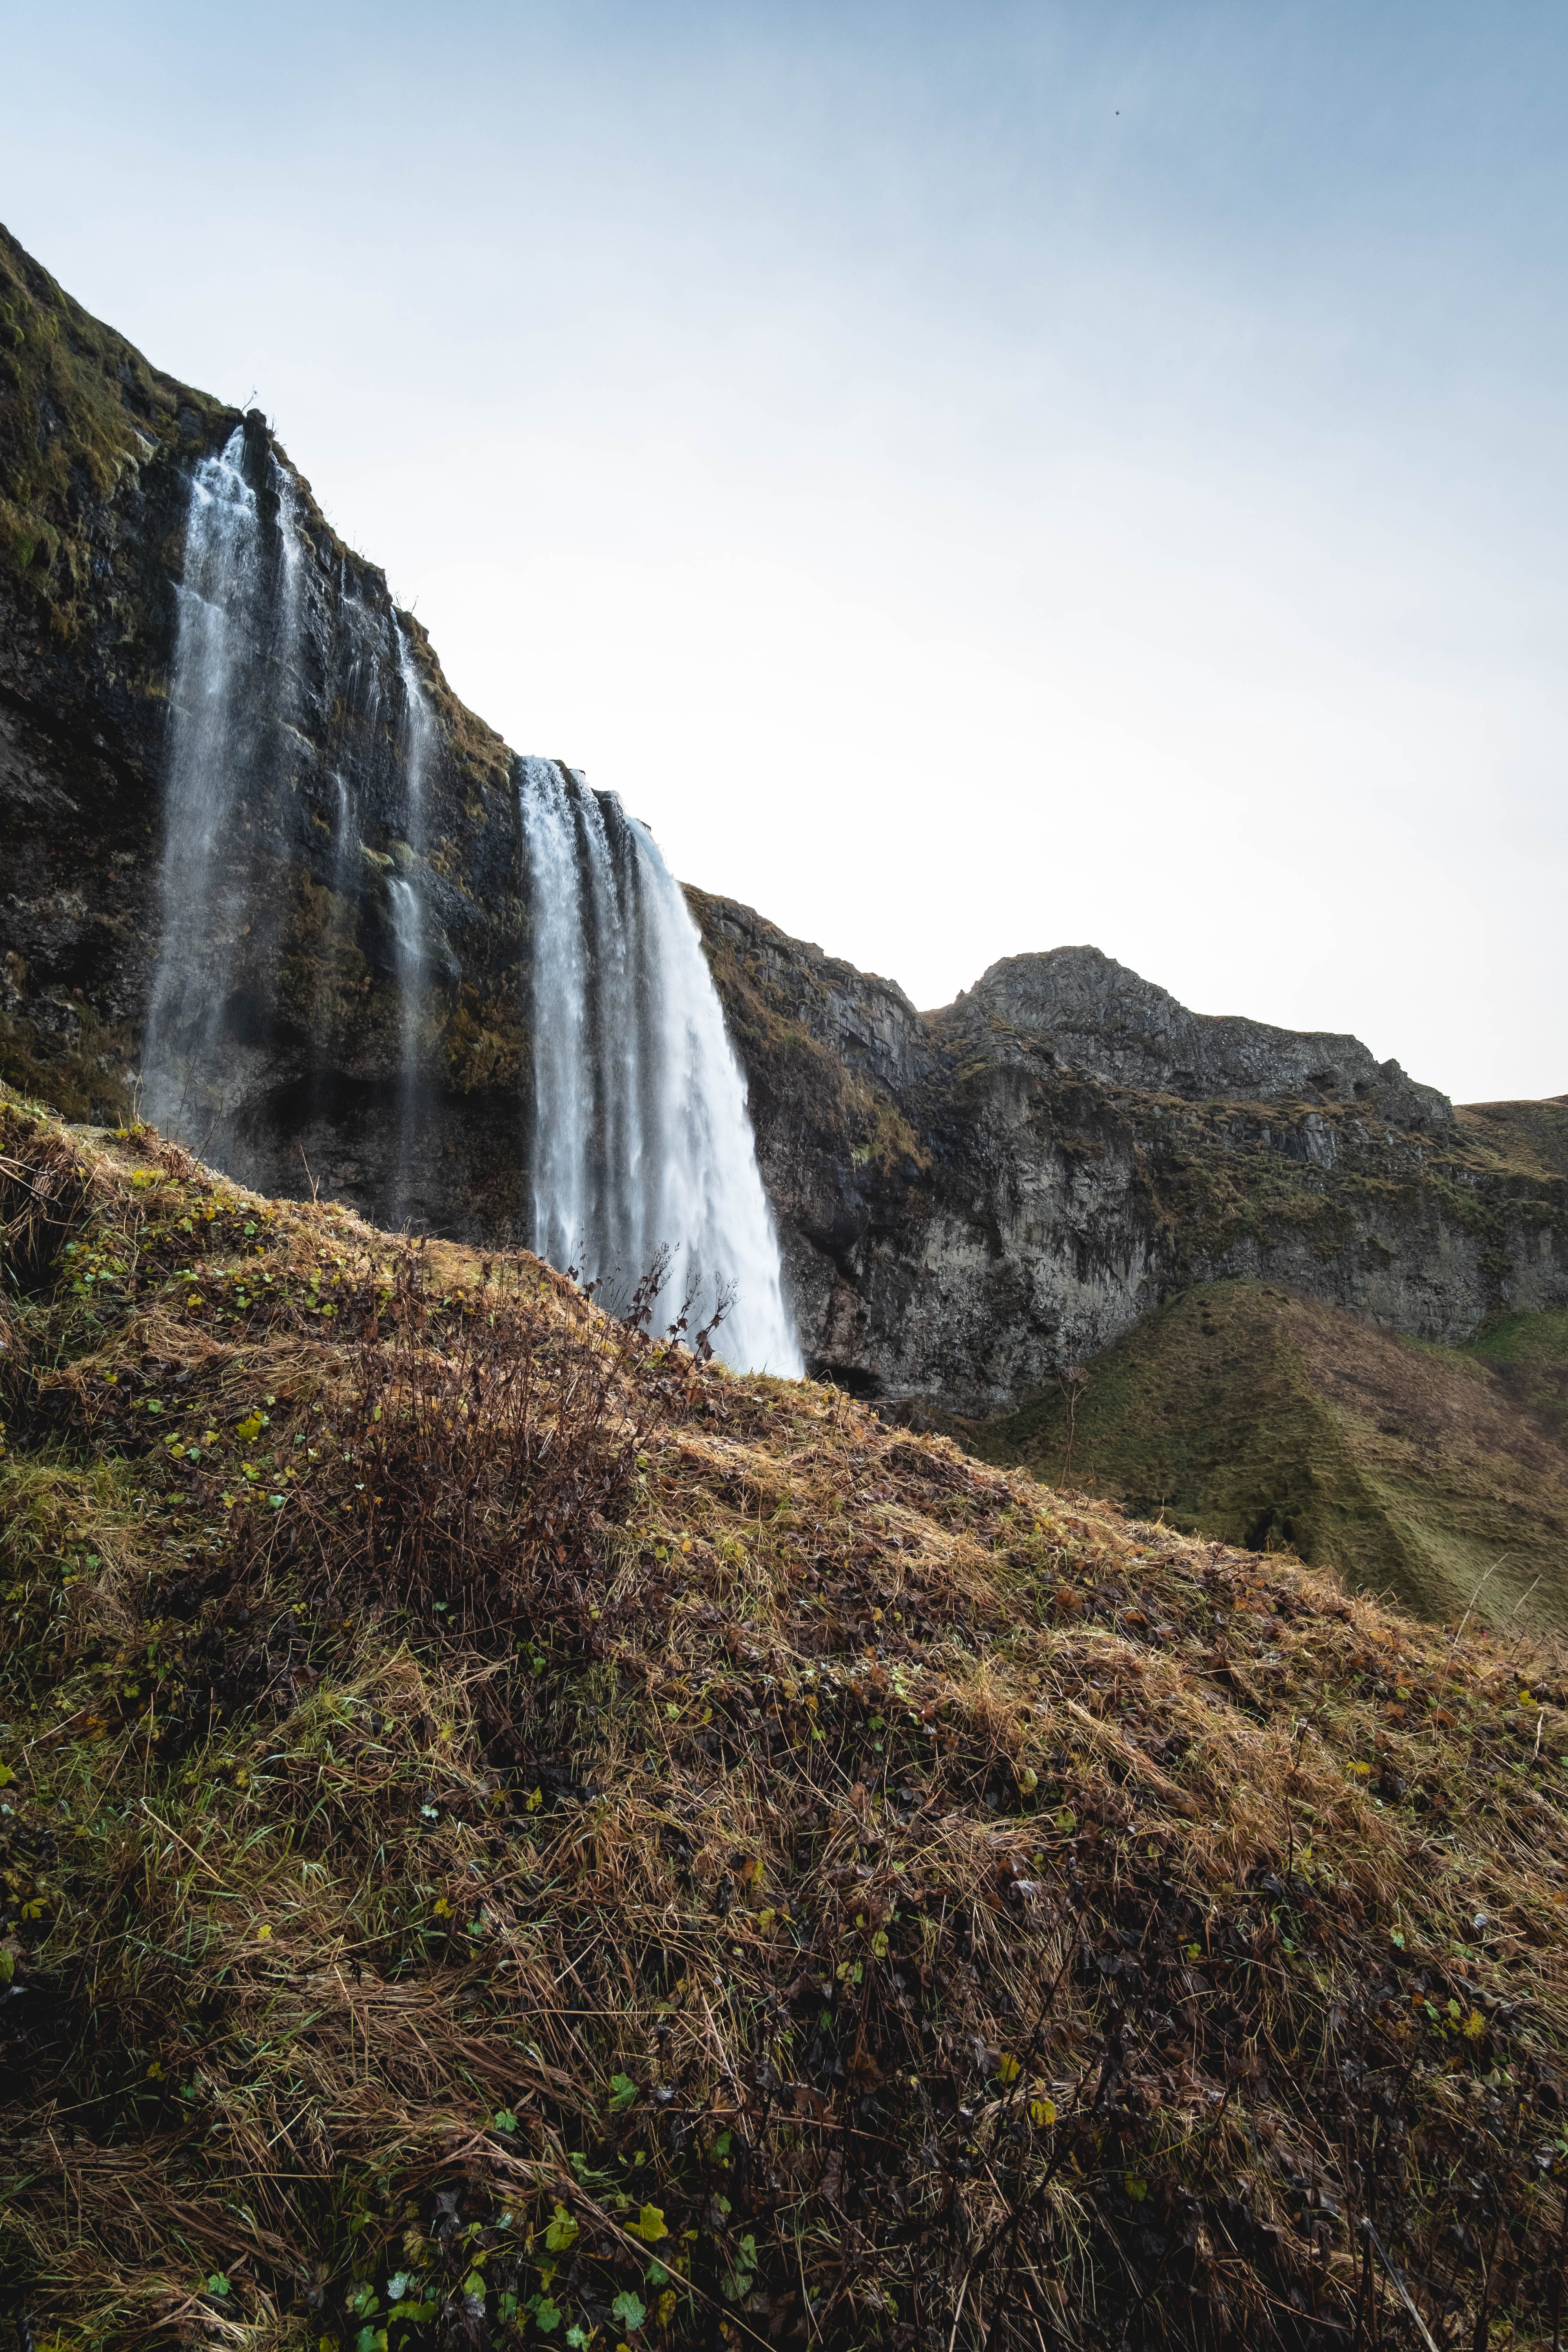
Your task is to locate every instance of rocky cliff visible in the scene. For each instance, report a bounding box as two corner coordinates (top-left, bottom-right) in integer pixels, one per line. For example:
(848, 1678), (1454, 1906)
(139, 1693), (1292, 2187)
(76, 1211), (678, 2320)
(0, 225), (530, 1234)
(691, 892), (1567, 1408)
(4, 221), (1564, 1414)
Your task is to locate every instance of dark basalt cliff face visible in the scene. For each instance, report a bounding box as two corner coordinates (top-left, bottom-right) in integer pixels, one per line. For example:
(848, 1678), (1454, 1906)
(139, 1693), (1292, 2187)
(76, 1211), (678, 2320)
(0, 226), (538, 1234)
(690, 892), (1568, 1410)
(3, 221), (1564, 1411)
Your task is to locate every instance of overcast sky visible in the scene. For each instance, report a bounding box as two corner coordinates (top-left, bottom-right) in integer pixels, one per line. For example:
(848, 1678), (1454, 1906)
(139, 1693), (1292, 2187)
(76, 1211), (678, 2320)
(6, 0), (1566, 1100)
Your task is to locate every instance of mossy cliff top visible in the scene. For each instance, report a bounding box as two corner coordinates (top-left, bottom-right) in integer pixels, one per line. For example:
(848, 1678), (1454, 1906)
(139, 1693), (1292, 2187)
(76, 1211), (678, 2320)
(4, 1088), (1568, 2350)
(0, 223), (231, 636)
(0, 220), (509, 779)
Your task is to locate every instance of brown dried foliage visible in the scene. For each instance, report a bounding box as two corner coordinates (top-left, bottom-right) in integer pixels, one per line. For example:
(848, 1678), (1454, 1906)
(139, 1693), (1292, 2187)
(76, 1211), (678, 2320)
(2, 1094), (1567, 2352)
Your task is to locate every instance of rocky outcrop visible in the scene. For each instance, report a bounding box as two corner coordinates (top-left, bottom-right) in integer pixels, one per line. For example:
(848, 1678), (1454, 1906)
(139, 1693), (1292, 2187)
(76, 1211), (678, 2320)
(690, 893), (1568, 1410)
(951, 945), (1452, 1131)
(4, 221), (1564, 1414)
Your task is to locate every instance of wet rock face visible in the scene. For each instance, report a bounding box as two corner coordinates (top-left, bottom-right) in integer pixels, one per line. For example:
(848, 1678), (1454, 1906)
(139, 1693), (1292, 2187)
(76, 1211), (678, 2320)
(0, 233), (529, 1233)
(0, 408), (529, 1232)
(689, 895), (1568, 1413)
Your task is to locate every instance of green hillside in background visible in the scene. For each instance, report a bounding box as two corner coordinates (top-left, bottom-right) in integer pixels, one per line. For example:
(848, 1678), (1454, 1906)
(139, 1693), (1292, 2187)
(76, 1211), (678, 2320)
(967, 1280), (1568, 1635)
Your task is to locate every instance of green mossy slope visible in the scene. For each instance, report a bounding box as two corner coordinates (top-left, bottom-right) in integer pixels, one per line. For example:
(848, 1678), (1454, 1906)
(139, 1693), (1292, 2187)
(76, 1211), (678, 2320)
(967, 1282), (1568, 1636)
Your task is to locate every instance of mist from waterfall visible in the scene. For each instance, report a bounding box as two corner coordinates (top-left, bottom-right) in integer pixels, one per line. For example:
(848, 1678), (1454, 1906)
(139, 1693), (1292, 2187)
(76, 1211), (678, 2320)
(143, 426), (302, 1148)
(519, 759), (802, 1376)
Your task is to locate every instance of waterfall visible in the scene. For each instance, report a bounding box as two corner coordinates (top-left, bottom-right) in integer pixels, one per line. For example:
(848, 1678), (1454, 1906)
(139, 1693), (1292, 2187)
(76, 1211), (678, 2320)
(390, 623), (437, 1207)
(143, 425), (302, 1149)
(519, 759), (802, 1376)
(331, 773), (355, 893)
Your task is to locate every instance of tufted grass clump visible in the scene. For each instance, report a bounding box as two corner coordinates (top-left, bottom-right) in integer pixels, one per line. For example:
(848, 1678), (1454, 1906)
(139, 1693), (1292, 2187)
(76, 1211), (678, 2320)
(2, 1087), (1568, 2352)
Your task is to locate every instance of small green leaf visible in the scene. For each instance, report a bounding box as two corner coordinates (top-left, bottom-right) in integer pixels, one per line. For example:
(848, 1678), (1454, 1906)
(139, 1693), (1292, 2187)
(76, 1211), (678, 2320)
(205, 2273), (231, 2298)
(609, 2071), (639, 2111)
(610, 2291), (646, 2330)
(720, 2232), (759, 2299)
(543, 2201), (579, 2253)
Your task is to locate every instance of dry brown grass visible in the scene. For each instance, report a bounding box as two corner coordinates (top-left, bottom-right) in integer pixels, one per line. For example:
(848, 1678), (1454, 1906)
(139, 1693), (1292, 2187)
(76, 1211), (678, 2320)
(3, 1093), (1568, 2352)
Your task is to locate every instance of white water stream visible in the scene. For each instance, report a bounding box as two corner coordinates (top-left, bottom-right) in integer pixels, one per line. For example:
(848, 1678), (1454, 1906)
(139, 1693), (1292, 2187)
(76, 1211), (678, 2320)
(518, 759), (801, 1375)
(143, 426), (301, 1146)
(389, 621), (438, 1204)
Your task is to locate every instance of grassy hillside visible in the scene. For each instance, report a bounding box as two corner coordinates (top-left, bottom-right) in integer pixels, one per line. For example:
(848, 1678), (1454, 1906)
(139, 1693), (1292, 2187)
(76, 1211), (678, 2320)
(966, 1283), (1568, 1637)
(3, 1095), (1568, 2351)
(1465, 1307), (1568, 1442)
(1456, 1098), (1568, 1183)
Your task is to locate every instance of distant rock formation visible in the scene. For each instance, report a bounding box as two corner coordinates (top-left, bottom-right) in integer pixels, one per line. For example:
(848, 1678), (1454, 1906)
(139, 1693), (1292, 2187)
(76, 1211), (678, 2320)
(690, 893), (1566, 1410)
(953, 944), (1452, 1132)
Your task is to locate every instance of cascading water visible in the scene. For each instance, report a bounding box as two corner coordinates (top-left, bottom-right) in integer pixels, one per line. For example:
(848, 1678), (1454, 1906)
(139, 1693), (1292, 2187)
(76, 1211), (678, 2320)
(143, 425), (302, 1147)
(144, 421), (449, 1212)
(519, 759), (802, 1376)
(389, 622), (438, 1208)
(331, 774), (355, 893)
(520, 758), (593, 1255)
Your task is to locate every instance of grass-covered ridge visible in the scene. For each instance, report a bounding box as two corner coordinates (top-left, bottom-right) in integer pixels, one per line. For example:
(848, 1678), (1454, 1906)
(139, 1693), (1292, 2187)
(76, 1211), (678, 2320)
(3, 1093), (1568, 2351)
(968, 1281), (1568, 1639)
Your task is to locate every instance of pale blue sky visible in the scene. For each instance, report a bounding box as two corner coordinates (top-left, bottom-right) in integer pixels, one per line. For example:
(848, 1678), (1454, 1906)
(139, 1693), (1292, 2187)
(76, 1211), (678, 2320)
(6, 1), (1566, 1097)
